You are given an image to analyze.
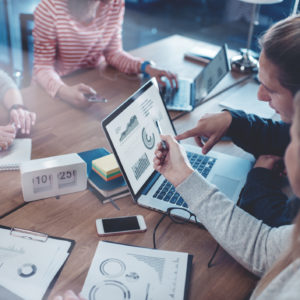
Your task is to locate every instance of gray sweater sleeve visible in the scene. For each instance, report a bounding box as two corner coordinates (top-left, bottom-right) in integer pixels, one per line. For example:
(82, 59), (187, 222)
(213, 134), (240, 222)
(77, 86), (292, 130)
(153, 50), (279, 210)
(176, 171), (294, 277)
(0, 70), (17, 103)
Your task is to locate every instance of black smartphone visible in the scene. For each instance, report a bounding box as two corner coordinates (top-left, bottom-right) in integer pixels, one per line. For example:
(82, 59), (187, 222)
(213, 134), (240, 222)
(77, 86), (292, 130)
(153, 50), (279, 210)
(96, 215), (147, 236)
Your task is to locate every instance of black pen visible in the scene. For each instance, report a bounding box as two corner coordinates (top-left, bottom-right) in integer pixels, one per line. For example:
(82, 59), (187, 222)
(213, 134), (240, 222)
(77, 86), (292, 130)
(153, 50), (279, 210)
(154, 120), (168, 150)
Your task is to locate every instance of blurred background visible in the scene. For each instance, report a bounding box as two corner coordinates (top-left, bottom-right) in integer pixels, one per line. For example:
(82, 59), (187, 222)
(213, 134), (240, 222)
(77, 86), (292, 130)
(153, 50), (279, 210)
(0, 0), (298, 87)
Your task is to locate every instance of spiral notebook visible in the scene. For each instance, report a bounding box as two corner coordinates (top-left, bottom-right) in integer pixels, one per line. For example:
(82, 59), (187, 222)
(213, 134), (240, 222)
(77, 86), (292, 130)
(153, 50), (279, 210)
(0, 139), (32, 171)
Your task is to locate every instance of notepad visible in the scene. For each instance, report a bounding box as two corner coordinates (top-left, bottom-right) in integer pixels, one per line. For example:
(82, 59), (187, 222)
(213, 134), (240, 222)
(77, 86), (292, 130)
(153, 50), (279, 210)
(92, 153), (122, 181)
(0, 138), (32, 171)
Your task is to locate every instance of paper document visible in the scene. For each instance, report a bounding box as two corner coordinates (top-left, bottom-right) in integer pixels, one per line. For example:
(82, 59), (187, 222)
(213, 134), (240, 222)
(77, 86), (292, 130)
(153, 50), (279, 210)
(219, 81), (276, 119)
(81, 241), (192, 300)
(0, 138), (31, 170)
(0, 227), (73, 300)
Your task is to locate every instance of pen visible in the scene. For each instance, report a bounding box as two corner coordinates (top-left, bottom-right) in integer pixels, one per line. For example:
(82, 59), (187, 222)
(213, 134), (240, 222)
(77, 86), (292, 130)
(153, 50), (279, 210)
(154, 120), (168, 150)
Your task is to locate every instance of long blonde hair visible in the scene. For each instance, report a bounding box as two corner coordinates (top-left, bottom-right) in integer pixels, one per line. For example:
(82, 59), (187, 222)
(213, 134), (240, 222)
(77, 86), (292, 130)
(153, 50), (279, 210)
(254, 93), (300, 297)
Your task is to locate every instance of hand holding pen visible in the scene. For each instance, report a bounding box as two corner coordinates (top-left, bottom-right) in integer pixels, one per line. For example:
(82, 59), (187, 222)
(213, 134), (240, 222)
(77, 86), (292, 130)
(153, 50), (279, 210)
(154, 120), (168, 150)
(153, 135), (193, 187)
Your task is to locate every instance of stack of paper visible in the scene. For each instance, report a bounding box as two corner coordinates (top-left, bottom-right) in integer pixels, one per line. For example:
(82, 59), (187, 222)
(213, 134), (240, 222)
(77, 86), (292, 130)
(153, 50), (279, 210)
(0, 138), (31, 171)
(0, 226), (73, 300)
(92, 154), (121, 181)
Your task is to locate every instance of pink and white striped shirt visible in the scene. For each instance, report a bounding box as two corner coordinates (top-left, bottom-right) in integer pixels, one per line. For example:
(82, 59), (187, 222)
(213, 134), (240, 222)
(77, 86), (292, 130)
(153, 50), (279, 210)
(33, 0), (143, 98)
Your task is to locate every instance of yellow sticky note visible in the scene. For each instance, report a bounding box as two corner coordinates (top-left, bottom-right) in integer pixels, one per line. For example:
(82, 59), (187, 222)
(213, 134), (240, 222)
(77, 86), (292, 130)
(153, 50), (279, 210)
(92, 154), (120, 177)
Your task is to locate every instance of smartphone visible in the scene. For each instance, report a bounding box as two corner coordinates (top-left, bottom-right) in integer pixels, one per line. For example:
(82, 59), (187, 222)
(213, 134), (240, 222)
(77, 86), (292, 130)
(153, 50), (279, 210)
(84, 94), (108, 103)
(96, 215), (147, 236)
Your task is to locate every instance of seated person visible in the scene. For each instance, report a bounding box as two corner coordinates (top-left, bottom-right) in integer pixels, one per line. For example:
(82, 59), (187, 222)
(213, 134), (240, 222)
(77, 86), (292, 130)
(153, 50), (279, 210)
(176, 15), (300, 227)
(33, 0), (178, 108)
(54, 90), (300, 300)
(0, 69), (36, 150)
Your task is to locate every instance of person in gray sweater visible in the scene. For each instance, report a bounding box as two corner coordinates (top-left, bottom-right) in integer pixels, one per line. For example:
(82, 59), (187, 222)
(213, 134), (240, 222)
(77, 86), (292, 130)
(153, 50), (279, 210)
(152, 92), (300, 299)
(0, 69), (36, 150)
(53, 99), (300, 300)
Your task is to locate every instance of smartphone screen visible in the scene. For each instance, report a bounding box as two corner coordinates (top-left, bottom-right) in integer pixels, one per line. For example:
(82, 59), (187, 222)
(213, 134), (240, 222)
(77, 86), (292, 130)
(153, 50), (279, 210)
(96, 215), (146, 236)
(102, 216), (140, 233)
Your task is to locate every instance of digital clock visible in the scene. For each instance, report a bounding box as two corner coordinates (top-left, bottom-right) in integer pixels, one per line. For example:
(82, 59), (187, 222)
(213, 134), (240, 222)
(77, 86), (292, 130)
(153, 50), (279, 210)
(20, 153), (87, 202)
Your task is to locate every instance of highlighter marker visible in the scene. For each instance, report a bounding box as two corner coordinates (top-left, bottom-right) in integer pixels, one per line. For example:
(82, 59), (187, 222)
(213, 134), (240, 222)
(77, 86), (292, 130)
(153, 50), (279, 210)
(154, 120), (168, 150)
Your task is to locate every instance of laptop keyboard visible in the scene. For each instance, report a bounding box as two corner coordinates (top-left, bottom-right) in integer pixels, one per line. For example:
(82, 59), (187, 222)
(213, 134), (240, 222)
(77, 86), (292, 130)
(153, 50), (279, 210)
(160, 80), (190, 108)
(153, 152), (216, 208)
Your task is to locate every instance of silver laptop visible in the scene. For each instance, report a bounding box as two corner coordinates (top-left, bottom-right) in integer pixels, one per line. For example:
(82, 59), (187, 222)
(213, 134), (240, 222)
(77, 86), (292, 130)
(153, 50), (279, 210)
(161, 44), (230, 112)
(102, 78), (253, 218)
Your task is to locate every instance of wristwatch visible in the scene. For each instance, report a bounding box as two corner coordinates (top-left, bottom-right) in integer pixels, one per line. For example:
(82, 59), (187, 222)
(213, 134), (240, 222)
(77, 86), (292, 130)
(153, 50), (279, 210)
(140, 60), (155, 77)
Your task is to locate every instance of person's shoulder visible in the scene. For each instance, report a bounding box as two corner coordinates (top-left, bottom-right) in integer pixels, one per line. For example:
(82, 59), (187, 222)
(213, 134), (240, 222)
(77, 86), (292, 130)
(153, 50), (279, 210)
(35, 0), (67, 19)
(36, 0), (66, 12)
(111, 0), (125, 14)
(111, 0), (124, 9)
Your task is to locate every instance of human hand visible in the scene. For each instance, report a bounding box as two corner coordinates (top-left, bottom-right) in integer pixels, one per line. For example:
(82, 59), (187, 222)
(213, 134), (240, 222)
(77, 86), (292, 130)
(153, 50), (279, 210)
(9, 106), (36, 135)
(53, 290), (86, 300)
(0, 124), (16, 150)
(145, 65), (178, 89)
(176, 111), (232, 154)
(57, 84), (97, 108)
(254, 155), (285, 175)
(153, 135), (193, 187)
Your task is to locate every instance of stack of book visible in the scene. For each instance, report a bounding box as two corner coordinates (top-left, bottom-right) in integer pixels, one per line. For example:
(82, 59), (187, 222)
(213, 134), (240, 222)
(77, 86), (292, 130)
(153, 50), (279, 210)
(78, 148), (130, 203)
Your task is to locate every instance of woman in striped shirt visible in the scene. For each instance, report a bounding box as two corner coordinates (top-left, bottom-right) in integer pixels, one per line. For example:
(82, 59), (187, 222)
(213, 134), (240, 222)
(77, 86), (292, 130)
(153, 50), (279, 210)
(33, 0), (177, 108)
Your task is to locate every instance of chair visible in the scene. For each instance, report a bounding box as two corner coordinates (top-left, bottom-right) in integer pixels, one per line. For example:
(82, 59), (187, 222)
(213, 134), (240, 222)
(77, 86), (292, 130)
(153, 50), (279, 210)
(20, 13), (34, 87)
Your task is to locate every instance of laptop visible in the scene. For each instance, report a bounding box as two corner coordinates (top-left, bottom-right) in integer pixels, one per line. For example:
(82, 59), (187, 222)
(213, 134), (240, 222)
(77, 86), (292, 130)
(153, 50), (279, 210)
(161, 44), (231, 112)
(102, 78), (253, 219)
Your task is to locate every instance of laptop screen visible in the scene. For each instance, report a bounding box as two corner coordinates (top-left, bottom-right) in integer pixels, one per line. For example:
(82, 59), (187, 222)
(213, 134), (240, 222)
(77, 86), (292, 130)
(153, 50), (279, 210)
(194, 44), (230, 102)
(103, 79), (175, 197)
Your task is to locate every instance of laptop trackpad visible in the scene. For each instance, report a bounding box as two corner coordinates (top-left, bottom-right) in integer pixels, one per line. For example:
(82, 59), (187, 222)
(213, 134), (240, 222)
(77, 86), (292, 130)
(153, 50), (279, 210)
(211, 175), (239, 199)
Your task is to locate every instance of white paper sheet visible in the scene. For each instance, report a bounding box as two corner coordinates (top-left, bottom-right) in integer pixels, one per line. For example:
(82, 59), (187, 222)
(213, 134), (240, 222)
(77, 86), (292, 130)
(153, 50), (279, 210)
(81, 241), (190, 300)
(0, 228), (71, 300)
(219, 82), (277, 119)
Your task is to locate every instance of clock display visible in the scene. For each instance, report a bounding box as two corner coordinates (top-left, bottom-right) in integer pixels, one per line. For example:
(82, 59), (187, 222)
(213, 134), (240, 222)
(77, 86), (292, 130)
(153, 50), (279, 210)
(57, 170), (77, 189)
(21, 153), (87, 202)
(32, 174), (53, 194)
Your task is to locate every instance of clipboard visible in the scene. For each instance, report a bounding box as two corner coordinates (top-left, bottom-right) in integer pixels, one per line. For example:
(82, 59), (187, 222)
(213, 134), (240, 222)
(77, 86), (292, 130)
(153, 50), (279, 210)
(0, 225), (75, 300)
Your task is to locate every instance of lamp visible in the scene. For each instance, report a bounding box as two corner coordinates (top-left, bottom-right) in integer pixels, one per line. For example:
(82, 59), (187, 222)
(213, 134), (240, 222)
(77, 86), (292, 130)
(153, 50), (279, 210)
(231, 0), (284, 73)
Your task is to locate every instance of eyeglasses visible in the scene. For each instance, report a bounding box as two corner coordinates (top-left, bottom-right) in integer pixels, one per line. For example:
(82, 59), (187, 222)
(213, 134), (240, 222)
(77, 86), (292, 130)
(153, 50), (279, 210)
(152, 207), (220, 268)
(152, 207), (205, 249)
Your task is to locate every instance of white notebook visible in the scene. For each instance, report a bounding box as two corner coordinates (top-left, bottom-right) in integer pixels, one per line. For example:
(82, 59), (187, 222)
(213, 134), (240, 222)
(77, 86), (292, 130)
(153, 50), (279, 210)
(0, 139), (32, 171)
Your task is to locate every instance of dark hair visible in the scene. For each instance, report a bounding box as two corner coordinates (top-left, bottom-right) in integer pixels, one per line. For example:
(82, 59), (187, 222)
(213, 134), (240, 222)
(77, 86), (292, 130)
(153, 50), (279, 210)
(259, 15), (300, 95)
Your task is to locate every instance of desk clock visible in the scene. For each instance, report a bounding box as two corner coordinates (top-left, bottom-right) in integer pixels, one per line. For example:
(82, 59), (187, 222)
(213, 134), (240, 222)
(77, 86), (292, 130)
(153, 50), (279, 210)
(20, 153), (87, 202)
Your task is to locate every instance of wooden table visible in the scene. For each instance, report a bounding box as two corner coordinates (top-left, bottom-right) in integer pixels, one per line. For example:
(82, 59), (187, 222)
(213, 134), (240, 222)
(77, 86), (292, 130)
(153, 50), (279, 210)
(0, 35), (258, 299)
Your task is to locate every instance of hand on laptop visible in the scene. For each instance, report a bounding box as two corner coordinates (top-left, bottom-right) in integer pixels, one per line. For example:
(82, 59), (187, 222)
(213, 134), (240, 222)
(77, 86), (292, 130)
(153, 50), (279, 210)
(153, 135), (193, 187)
(176, 111), (232, 154)
(57, 83), (97, 108)
(145, 65), (178, 89)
